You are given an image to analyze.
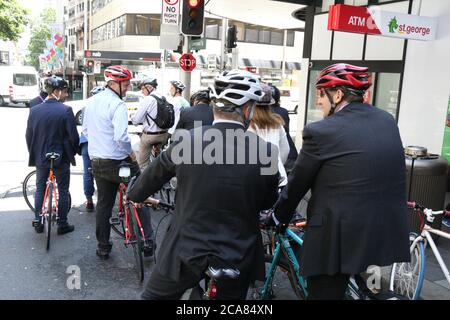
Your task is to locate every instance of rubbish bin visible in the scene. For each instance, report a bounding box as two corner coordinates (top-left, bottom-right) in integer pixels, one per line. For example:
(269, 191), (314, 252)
(405, 146), (448, 235)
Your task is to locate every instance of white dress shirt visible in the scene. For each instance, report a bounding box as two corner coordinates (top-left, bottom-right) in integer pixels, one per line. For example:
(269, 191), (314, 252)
(82, 88), (132, 160)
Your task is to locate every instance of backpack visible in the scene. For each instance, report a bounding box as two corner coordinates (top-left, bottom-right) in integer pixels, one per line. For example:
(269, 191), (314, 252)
(146, 94), (175, 130)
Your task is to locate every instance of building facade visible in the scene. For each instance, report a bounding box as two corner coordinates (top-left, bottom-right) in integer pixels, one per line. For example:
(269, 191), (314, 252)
(284, 0), (450, 157)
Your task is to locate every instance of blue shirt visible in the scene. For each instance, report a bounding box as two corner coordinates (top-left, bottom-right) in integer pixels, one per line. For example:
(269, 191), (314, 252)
(82, 88), (132, 160)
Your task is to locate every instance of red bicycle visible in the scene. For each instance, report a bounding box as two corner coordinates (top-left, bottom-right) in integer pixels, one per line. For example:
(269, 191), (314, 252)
(109, 161), (174, 282)
(31, 152), (61, 251)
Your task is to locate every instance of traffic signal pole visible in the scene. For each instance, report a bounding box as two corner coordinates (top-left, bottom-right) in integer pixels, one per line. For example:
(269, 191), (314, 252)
(82, 0), (88, 100)
(180, 36), (192, 100)
(221, 18), (228, 71)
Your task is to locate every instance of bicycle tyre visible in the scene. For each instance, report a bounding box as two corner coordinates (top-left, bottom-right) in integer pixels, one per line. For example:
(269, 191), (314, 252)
(23, 170), (36, 212)
(23, 171), (72, 213)
(129, 205), (145, 282)
(45, 184), (53, 251)
(389, 232), (425, 300)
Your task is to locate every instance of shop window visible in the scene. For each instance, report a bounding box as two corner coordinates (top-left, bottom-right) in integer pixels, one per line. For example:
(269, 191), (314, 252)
(374, 72), (401, 119)
(245, 28), (259, 43)
(271, 31), (283, 45)
(259, 29), (271, 44)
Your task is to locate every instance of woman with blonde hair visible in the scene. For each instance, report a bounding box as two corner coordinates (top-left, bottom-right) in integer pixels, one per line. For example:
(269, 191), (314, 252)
(249, 83), (290, 186)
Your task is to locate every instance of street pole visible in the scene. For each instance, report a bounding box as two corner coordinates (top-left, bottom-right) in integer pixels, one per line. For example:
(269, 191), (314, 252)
(180, 36), (191, 100)
(282, 29), (287, 80)
(82, 0), (89, 100)
(220, 18), (228, 71)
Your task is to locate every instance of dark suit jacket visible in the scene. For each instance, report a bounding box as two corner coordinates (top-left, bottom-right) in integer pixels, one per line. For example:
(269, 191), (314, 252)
(26, 99), (79, 167)
(275, 102), (410, 277)
(29, 92), (48, 108)
(128, 122), (279, 282)
(176, 103), (214, 130)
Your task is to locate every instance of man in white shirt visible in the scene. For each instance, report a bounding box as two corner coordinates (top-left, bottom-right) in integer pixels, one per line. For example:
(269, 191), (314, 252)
(131, 78), (169, 170)
(82, 66), (154, 260)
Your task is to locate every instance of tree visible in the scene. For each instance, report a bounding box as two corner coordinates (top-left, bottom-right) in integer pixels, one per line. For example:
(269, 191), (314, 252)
(0, 0), (29, 41)
(25, 7), (56, 70)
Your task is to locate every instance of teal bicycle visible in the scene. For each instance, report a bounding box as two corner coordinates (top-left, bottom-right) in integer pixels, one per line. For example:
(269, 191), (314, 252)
(251, 211), (406, 300)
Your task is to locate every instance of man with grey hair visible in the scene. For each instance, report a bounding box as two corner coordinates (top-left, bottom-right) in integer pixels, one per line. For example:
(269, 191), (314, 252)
(128, 69), (280, 300)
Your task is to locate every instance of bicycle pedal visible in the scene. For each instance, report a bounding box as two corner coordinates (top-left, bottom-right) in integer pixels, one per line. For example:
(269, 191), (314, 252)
(109, 217), (121, 225)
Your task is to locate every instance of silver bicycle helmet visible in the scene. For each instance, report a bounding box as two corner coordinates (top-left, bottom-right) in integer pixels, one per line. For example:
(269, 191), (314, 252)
(170, 80), (186, 92)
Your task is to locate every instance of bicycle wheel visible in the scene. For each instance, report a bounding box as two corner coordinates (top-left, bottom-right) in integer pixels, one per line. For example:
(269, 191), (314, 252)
(389, 233), (425, 300)
(129, 205), (145, 282)
(23, 170), (37, 212)
(44, 184), (53, 251)
(248, 254), (305, 300)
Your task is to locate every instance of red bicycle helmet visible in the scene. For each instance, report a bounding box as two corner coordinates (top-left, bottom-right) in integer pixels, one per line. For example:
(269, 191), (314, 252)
(104, 66), (133, 82)
(316, 63), (372, 93)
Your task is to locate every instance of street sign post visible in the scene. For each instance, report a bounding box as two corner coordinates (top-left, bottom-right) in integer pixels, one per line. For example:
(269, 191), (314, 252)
(180, 53), (197, 72)
(160, 0), (182, 50)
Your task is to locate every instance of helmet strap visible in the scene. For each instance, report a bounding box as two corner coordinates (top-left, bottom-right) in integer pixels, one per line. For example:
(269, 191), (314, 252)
(324, 90), (336, 116)
(241, 103), (255, 130)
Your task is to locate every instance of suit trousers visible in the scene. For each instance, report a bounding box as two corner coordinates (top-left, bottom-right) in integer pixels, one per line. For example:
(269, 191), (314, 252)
(141, 263), (251, 300)
(307, 274), (350, 300)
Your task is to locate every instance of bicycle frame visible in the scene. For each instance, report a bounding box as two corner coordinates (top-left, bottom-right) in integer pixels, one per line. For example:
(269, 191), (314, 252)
(261, 228), (308, 299)
(412, 225), (450, 285)
(40, 168), (58, 223)
(118, 182), (147, 246)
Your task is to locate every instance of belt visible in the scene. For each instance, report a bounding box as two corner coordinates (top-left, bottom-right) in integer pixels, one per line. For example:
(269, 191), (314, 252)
(143, 130), (168, 135)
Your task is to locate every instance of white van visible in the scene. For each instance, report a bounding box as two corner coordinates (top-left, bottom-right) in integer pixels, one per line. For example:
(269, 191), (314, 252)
(0, 66), (39, 107)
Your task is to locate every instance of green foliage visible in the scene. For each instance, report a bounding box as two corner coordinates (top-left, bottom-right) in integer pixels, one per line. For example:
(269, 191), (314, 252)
(25, 7), (56, 70)
(0, 0), (29, 41)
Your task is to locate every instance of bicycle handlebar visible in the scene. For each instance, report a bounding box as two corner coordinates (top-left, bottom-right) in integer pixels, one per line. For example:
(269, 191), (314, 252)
(143, 197), (175, 211)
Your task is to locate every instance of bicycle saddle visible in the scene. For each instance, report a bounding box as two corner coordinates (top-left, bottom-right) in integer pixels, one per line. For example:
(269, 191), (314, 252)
(45, 152), (60, 160)
(206, 266), (240, 280)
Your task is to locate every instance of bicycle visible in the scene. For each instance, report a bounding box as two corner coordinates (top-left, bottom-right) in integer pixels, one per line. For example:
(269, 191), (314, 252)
(31, 152), (64, 251)
(389, 201), (450, 300)
(251, 211), (406, 300)
(23, 170), (72, 213)
(109, 161), (174, 282)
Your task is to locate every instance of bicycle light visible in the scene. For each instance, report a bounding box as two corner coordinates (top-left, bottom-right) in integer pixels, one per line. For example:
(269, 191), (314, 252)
(119, 166), (131, 178)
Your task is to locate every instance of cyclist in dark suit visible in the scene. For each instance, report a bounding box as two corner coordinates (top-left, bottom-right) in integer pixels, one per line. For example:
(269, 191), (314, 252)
(176, 89), (214, 131)
(274, 64), (410, 299)
(26, 76), (79, 235)
(128, 70), (280, 300)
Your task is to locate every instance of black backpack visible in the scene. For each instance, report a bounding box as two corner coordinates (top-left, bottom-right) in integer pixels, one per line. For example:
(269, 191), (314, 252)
(146, 94), (175, 130)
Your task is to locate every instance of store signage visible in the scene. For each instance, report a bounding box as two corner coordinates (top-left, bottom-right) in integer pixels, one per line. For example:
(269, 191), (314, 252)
(328, 4), (438, 41)
(84, 50), (160, 61)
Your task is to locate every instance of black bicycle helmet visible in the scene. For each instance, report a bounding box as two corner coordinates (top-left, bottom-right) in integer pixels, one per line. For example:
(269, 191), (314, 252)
(269, 84), (281, 104)
(190, 89), (211, 105)
(44, 76), (69, 95)
(139, 77), (158, 89)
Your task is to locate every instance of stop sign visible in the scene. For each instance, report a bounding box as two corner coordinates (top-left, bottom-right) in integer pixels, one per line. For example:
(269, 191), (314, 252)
(179, 53), (196, 72)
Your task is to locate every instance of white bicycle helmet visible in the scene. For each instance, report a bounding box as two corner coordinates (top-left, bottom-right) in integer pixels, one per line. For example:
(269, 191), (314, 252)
(170, 80), (186, 92)
(209, 69), (264, 107)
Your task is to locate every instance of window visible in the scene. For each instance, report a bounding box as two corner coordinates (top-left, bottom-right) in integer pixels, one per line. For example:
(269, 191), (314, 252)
(271, 31), (283, 45)
(374, 73), (401, 119)
(287, 31), (295, 46)
(245, 27), (259, 42)
(259, 29), (271, 44)
(305, 70), (324, 124)
(205, 19), (221, 39)
(13, 74), (37, 86)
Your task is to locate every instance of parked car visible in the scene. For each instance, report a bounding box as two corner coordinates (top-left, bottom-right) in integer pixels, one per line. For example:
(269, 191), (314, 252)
(0, 66), (39, 107)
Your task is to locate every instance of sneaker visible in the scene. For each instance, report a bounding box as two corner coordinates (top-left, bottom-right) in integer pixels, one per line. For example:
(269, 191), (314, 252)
(443, 217), (450, 228)
(57, 223), (75, 235)
(86, 200), (94, 212)
(143, 241), (155, 258)
(33, 221), (44, 234)
(96, 249), (110, 260)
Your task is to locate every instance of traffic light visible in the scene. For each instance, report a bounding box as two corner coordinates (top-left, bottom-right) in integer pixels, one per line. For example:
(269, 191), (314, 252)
(227, 25), (237, 50)
(181, 0), (205, 36)
(86, 60), (95, 75)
